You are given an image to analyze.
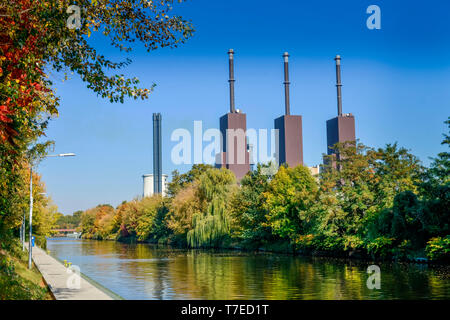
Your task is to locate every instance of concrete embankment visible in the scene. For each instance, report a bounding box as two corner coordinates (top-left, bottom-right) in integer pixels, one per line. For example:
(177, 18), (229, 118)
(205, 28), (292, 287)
(31, 245), (113, 300)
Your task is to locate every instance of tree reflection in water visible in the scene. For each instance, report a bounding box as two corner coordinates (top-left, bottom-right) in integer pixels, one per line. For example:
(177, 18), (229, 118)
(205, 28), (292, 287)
(47, 239), (450, 300)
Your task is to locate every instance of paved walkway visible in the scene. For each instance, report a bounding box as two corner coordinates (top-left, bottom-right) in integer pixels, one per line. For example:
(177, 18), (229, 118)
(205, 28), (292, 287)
(31, 245), (113, 300)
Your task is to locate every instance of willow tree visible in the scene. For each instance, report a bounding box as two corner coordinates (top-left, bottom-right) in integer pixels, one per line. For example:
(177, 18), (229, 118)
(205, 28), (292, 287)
(187, 168), (236, 248)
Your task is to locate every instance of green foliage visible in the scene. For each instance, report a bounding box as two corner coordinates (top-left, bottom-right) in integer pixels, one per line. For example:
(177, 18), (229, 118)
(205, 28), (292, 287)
(264, 165), (318, 246)
(418, 117), (450, 237)
(230, 163), (274, 248)
(366, 236), (395, 258)
(315, 140), (427, 255)
(187, 168), (236, 248)
(0, 240), (50, 300)
(425, 236), (450, 262)
(34, 235), (47, 250)
(135, 196), (169, 242)
(60, 118), (450, 262)
(167, 164), (214, 197)
(55, 210), (82, 229)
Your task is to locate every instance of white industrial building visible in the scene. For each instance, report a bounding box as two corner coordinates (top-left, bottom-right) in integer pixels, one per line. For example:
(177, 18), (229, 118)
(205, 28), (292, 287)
(143, 174), (169, 197)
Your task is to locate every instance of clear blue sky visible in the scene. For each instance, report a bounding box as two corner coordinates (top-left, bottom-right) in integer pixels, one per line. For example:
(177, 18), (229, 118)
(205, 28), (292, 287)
(38, 0), (450, 214)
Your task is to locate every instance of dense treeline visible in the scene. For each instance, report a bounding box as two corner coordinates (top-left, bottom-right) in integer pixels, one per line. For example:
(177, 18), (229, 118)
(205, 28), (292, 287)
(79, 118), (450, 263)
(54, 210), (82, 230)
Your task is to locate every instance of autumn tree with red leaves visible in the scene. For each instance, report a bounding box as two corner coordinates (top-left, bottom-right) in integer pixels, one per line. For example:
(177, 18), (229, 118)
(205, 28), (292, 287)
(0, 0), (194, 242)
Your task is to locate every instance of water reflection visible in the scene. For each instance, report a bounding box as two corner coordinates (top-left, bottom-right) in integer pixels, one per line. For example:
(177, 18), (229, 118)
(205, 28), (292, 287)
(47, 239), (450, 300)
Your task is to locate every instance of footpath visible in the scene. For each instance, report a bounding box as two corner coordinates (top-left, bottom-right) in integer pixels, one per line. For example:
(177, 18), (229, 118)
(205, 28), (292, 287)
(31, 245), (113, 300)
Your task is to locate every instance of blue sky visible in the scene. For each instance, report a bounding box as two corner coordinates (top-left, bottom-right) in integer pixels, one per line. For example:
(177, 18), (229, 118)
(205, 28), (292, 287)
(38, 0), (450, 214)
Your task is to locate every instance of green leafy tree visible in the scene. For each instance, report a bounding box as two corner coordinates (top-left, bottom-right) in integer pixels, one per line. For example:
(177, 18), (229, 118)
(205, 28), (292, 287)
(230, 163), (274, 248)
(167, 164), (213, 197)
(187, 168), (236, 248)
(264, 165), (318, 249)
(419, 117), (450, 237)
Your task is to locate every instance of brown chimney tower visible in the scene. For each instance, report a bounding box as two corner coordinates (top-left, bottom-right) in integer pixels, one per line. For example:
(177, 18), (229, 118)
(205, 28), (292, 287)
(274, 52), (303, 167)
(326, 55), (356, 157)
(215, 49), (250, 181)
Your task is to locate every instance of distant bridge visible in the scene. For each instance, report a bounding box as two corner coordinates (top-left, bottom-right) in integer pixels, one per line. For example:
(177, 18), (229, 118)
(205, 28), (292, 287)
(52, 229), (77, 233)
(52, 229), (81, 238)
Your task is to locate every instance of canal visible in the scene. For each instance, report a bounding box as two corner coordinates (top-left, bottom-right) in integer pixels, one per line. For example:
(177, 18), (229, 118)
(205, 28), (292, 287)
(47, 238), (450, 300)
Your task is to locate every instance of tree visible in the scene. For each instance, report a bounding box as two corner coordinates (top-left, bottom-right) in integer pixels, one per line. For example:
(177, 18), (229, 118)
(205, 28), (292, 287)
(419, 117), (450, 238)
(79, 204), (114, 239)
(230, 163), (273, 248)
(263, 165), (318, 249)
(167, 183), (202, 244)
(0, 0), (194, 245)
(167, 164), (213, 197)
(316, 141), (423, 253)
(135, 195), (167, 242)
(187, 168), (236, 248)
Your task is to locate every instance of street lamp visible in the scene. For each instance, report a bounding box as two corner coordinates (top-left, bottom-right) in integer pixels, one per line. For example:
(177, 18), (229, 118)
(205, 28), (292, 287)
(27, 152), (75, 269)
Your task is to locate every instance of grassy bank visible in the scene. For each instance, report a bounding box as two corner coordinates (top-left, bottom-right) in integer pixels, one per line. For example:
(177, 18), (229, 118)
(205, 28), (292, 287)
(0, 239), (53, 300)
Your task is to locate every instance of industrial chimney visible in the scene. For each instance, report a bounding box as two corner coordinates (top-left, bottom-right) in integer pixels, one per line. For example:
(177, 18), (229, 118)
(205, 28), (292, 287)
(228, 49), (236, 113)
(274, 52), (303, 167)
(215, 49), (250, 181)
(283, 52), (290, 116)
(335, 55), (343, 116)
(326, 55), (356, 157)
(153, 113), (162, 194)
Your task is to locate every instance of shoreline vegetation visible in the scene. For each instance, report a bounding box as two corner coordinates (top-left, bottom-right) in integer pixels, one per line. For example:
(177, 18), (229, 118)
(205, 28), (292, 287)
(0, 240), (53, 300)
(76, 119), (450, 265)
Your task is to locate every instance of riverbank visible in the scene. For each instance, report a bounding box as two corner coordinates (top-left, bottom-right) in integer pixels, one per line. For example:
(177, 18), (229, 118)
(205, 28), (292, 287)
(31, 245), (114, 300)
(0, 240), (53, 300)
(109, 236), (449, 266)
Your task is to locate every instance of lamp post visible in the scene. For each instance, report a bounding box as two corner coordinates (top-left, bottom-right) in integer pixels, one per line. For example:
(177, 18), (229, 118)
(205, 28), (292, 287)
(28, 153), (75, 269)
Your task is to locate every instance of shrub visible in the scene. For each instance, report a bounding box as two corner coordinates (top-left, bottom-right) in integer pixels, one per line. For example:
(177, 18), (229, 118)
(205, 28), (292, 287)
(425, 236), (450, 262)
(366, 237), (395, 258)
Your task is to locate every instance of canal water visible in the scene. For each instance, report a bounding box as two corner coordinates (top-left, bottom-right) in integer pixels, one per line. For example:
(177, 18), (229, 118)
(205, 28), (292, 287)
(47, 238), (450, 300)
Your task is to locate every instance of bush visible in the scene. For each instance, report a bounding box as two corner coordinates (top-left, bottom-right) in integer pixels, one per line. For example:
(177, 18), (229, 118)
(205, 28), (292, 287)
(366, 237), (395, 258)
(34, 235), (47, 250)
(0, 240), (49, 300)
(426, 236), (450, 262)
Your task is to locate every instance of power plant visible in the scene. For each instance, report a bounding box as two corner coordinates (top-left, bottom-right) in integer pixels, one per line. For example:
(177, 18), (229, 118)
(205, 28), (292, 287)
(143, 52), (356, 188)
(214, 50), (355, 181)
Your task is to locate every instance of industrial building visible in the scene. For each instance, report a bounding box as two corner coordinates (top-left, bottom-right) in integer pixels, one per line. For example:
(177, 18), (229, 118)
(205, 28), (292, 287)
(141, 53), (356, 190)
(143, 174), (169, 197)
(326, 55), (356, 157)
(142, 112), (168, 197)
(215, 49), (251, 181)
(212, 51), (356, 180)
(274, 52), (303, 168)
